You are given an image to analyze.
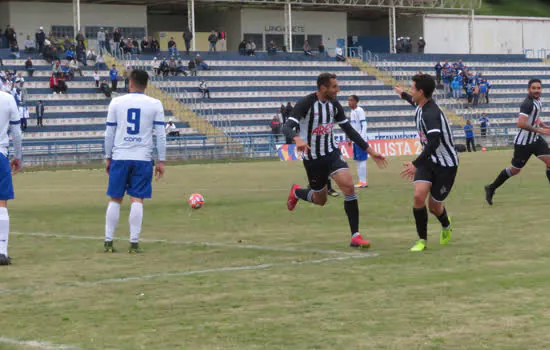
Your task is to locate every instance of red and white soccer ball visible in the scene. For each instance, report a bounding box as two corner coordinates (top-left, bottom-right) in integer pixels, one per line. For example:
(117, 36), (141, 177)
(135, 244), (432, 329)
(188, 193), (205, 209)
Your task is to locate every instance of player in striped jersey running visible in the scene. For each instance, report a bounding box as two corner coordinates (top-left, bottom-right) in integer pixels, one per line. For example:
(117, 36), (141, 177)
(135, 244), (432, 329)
(485, 79), (550, 205)
(284, 73), (387, 248)
(394, 74), (459, 252)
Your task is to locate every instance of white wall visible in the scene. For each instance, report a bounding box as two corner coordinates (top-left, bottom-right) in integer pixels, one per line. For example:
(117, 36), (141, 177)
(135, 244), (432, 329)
(0, 3), (10, 31)
(424, 14), (550, 54)
(240, 8), (347, 49)
(6, 1), (146, 43)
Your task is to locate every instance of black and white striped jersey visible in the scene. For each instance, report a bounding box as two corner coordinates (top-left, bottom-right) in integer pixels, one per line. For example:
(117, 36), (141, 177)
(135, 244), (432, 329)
(288, 93), (349, 160)
(410, 99), (459, 167)
(515, 97), (542, 146)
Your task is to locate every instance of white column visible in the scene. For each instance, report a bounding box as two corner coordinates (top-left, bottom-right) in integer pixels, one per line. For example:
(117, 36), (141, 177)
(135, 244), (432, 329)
(188, 0), (196, 51)
(73, 0), (77, 38)
(389, 6), (396, 54)
(287, 2), (293, 53)
(468, 6), (474, 54)
(77, 0), (81, 32)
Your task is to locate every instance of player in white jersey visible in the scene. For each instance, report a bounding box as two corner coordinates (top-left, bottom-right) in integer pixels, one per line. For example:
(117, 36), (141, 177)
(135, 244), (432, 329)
(348, 95), (368, 188)
(103, 70), (167, 253)
(0, 91), (23, 265)
(19, 104), (29, 131)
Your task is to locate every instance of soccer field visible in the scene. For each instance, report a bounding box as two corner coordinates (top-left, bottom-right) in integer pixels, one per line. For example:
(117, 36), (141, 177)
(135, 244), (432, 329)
(2, 150), (550, 350)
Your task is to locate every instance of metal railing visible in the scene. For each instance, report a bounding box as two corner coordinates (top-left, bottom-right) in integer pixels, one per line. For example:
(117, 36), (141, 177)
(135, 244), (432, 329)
(524, 49), (550, 59)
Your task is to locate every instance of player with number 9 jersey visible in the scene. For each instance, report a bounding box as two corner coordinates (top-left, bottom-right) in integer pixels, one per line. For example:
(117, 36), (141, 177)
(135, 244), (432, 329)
(103, 69), (166, 254)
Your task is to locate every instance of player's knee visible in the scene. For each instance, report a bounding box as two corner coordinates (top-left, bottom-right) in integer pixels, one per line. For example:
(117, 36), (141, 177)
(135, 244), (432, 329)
(110, 197), (123, 204)
(312, 192), (327, 206)
(413, 193), (427, 207)
(509, 167), (521, 176)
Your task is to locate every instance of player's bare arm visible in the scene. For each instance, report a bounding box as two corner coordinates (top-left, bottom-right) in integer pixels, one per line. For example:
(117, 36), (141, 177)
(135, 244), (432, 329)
(517, 114), (550, 135)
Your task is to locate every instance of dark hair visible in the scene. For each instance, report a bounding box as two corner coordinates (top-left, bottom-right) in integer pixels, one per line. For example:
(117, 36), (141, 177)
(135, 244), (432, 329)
(528, 78), (542, 88)
(317, 73), (337, 90)
(130, 70), (149, 90)
(350, 95), (359, 102)
(412, 73), (436, 98)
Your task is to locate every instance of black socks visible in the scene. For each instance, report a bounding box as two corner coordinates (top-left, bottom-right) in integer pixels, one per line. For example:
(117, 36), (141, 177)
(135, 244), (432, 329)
(413, 207), (428, 240)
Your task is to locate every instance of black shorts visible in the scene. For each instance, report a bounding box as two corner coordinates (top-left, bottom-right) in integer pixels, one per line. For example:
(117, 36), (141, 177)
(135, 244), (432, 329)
(414, 163), (458, 202)
(511, 138), (550, 169)
(303, 151), (349, 191)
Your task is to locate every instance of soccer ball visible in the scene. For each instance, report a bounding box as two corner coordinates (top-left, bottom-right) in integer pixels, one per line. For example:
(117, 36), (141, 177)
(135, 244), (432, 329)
(188, 193), (205, 209)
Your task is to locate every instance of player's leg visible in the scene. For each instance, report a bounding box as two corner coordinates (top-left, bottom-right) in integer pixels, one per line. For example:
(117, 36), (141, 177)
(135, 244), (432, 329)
(485, 145), (527, 205)
(533, 138), (550, 182)
(327, 178), (339, 197)
(288, 159), (329, 210)
(105, 160), (129, 252)
(428, 166), (457, 245)
(126, 161), (154, 253)
(353, 143), (368, 188)
(0, 154), (15, 265)
(330, 154), (370, 248)
(410, 165), (435, 252)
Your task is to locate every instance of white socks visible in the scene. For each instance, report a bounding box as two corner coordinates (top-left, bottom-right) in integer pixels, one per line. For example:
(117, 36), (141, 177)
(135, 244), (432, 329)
(129, 202), (143, 244)
(0, 207), (9, 256)
(105, 201), (120, 242)
(356, 160), (368, 183)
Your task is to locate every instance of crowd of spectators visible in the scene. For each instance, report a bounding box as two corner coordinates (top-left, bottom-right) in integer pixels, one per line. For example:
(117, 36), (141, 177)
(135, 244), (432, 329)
(434, 59), (492, 107)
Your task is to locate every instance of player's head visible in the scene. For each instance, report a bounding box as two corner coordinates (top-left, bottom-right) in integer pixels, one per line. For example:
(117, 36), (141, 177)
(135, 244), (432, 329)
(528, 79), (542, 99)
(317, 73), (339, 100)
(129, 69), (148, 92)
(411, 74), (436, 102)
(348, 95), (359, 109)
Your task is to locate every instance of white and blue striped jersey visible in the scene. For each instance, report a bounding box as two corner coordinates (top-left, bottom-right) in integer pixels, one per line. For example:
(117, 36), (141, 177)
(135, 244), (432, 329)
(105, 92), (166, 161)
(349, 106), (367, 141)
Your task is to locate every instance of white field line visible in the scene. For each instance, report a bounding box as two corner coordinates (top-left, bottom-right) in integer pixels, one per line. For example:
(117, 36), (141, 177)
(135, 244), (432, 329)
(0, 254), (377, 295)
(0, 337), (80, 350)
(12, 231), (368, 256)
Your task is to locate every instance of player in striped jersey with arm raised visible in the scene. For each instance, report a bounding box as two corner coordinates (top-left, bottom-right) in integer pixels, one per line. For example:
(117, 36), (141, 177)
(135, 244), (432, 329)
(485, 79), (550, 205)
(395, 74), (459, 252)
(283, 73), (387, 248)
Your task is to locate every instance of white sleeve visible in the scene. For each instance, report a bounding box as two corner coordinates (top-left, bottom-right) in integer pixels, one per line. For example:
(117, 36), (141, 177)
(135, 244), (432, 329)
(359, 108), (368, 140)
(7, 96), (22, 159)
(104, 101), (117, 159)
(153, 101), (166, 161)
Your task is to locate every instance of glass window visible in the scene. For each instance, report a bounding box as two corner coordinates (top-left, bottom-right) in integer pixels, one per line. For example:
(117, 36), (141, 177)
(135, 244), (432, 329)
(51, 26), (74, 40)
(85, 26), (114, 39)
(118, 27), (147, 40)
(292, 34), (304, 52)
(307, 35), (323, 51)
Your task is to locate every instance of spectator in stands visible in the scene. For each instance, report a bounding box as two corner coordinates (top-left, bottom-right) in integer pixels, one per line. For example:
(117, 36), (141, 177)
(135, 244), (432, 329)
(451, 76), (461, 99)
(335, 45), (345, 61)
(87, 48), (97, 61)
(96, 53), (106, 70)
(464, 120), (476, 152)
(93, 70), (100, 87)
(70, 59), (83, 77)
(36, 100), (44, 127)
(168, 37), (177, 56)
(141, 37), (149, 53)
(183, 29), (193, 55)
(25, 57), (35, 77)
(119, 39), (127, 54)
(76, 30), (86, 48)
(404, 37), (412, 53)
(76, 41), (86, 66)
(175, 58), (188, 76)
(434, 61), (442, 85)
(62, 62), (72, 80)
(20, 104), (28, 131)
(133, 38), (141, 54)
(417, 37), (426, 53)
(9, 40), (19, 59)
(267, 40), (277, 55)
(318, 41), (326, 56)
(303, 40), (312, 56)
(110, 64), (118, 91)
(36, 26), (46, 53)
(442, 67), (452, 97)
(472, 85), (480, 107)
(285, 102), (293, 120)
(168, 57), (177, 76)
(195, 54), (210, 70)
(63, 36), (72, 51)
(188, 58), (197, 76)
(65, 46), (75, 61)
(123, 38), (134, 54)
(457, 59), (465, 70)
(238, 40), (247, 55)
(208, 31), (218, 53)
(218, 31), (226, 51)
(479, 113), (489, 137)
(151, 37), (160, 53)
(247, 41), (256, 56)
(50, 74), (61, 94)
(199, 79), (211, 98)
(97, 28), (106, 54)
(4, 25), (16, 47)
(152, 57), (160, 75)
(24, 35), (36, 53)
(280, 105), (287, 123)
(479, 80), (488, 105)
(105, 30), (112, 54)
(270, 116), (281, 142)
(113, 28), (121, 55)
(159, 58), (169, 77)
(166, 121), (179, 137)
(123, 65), (131, 92)
(52, 61), (61, 75)
(100, 79), (112, 98)
(466, 80), (474, 105)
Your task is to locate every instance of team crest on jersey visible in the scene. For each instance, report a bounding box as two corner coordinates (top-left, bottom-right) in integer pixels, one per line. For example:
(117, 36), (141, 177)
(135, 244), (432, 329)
(440, 186), (448, 195)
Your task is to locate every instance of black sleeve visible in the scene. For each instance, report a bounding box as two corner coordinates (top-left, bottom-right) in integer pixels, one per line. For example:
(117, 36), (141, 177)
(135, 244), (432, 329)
(519, 99), (534, 117)
(412, 132), (440, 167)
(288, 95), (313, 123)
(333, 100), (349, 125)
(400, 92), (416, 107)
(340, 122), (369, 151)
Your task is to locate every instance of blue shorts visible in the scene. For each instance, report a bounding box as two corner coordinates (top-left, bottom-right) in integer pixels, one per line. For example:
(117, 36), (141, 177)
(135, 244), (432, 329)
(353, 143), (369, 161)
(0, 154), (14, 200)
(107, 160), (153, 199)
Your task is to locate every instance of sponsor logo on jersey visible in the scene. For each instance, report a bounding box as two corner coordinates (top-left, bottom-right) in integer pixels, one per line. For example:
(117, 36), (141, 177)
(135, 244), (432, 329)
(311, 123), (333, 136)
(124, 136), (143, 142)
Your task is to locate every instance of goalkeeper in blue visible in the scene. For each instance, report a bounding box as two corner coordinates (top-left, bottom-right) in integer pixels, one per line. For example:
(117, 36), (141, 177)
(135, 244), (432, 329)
(103, 70), (167, 253)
